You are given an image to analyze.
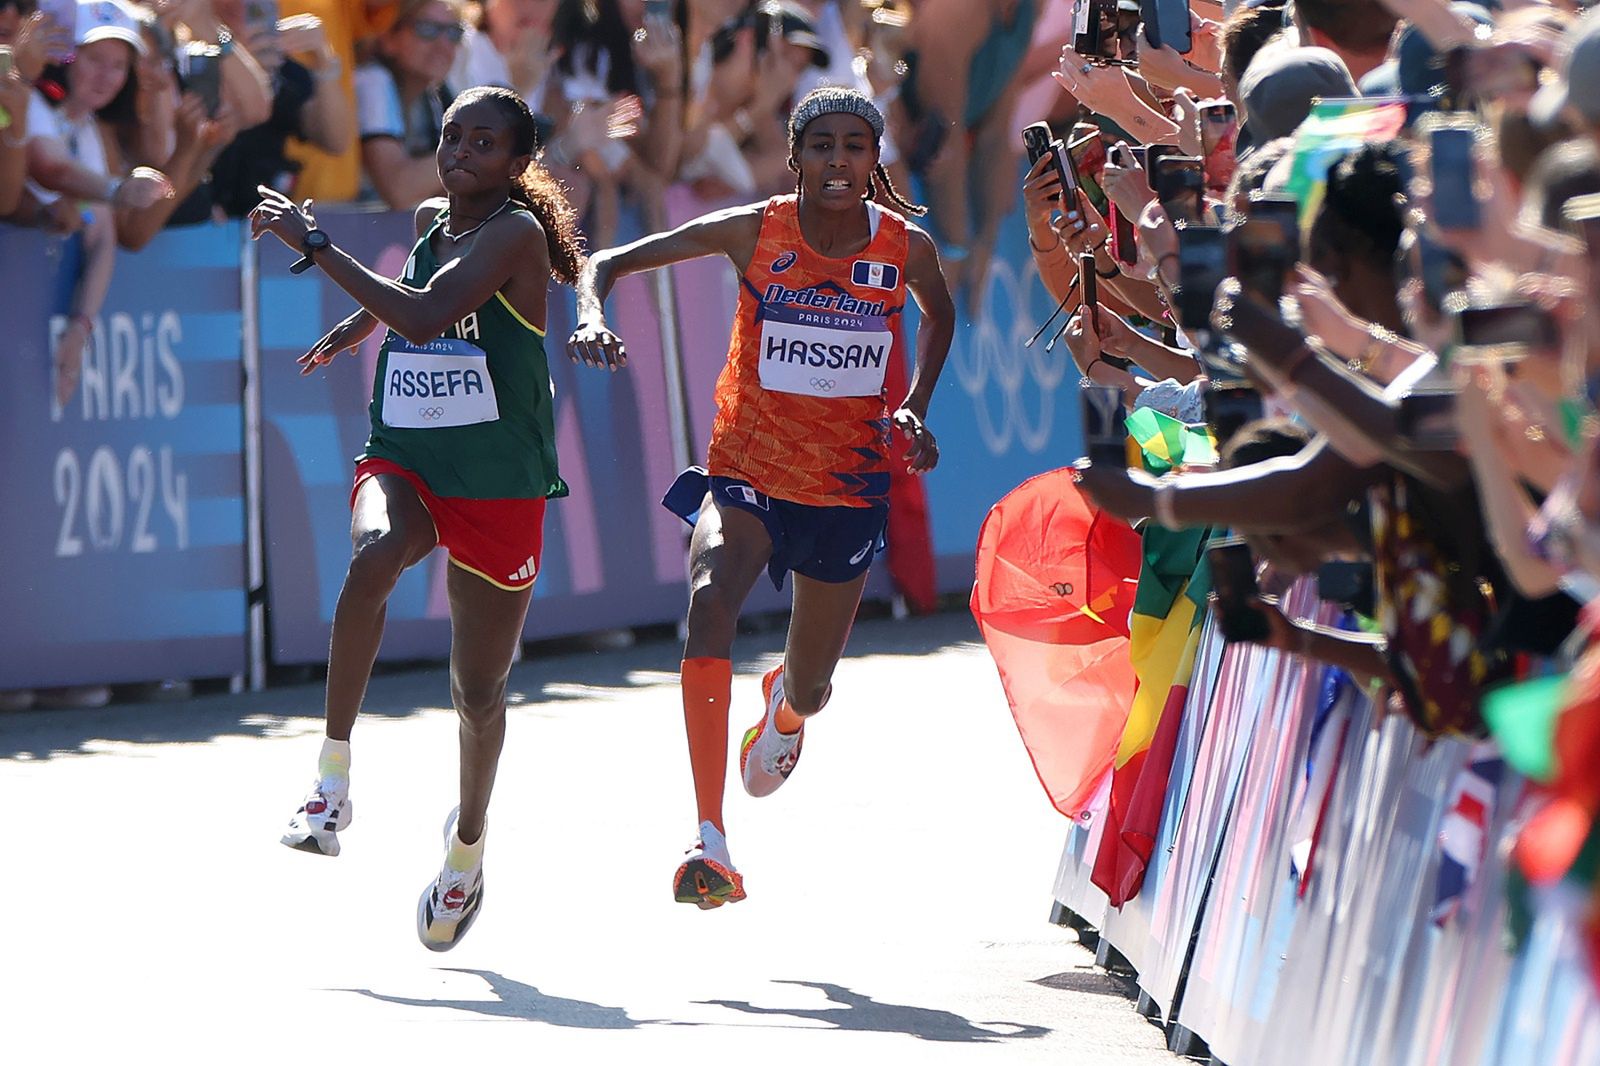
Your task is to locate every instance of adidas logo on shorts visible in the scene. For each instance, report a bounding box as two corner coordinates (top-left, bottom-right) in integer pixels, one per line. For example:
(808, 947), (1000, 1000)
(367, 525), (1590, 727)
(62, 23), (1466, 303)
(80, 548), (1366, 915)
(508, 556), (538, 583)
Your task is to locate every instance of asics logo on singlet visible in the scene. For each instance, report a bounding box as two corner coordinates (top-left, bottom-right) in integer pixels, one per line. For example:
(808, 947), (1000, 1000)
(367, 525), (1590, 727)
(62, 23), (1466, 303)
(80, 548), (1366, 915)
(389, 367), (488, 398)
(419, 406), (447, 420)
(770, 250), (798, 273)
(810, 377), (837, 391)
(762, 284), (885, 316)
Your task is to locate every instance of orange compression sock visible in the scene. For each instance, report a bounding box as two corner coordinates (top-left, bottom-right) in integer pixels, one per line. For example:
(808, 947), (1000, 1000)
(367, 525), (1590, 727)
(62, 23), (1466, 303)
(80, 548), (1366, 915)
(681, 657), (733, 832)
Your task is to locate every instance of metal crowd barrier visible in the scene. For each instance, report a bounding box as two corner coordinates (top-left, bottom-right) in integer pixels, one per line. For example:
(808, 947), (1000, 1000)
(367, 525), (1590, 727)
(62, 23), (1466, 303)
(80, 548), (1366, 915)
(1052, 581), (1600, 1064)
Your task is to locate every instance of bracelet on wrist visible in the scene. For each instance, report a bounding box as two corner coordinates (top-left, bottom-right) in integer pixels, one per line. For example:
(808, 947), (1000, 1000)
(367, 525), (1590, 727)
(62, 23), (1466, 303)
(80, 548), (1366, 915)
(1096, 258), (1121, 279)
(1028, 231), (1063, 254)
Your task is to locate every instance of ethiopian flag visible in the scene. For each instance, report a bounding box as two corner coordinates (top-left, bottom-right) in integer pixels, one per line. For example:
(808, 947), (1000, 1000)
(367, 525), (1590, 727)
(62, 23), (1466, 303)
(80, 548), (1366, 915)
(972, 469), (1144, 817)
(1093, 409), (1215, 906)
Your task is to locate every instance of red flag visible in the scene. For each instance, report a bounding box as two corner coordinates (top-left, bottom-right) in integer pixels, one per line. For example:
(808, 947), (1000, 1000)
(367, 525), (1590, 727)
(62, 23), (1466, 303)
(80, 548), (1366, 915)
(972, 470), (1142, 816)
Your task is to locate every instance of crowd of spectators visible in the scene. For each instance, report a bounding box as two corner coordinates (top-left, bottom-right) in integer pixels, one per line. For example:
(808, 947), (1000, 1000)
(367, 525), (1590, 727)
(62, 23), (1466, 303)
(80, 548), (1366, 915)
(1025, 0), (1600, 767)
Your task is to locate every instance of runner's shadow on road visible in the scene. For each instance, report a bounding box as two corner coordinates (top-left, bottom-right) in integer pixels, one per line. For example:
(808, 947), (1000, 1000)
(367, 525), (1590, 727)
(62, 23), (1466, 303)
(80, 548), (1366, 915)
(342, 968), (674, 1029)
(697, 980), (1051, 1043)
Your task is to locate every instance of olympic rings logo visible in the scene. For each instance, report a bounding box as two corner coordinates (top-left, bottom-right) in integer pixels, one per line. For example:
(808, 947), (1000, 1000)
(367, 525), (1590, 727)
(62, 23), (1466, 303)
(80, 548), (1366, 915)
(947, 255), (1071, 456)
(809, 377), (837, 392)
(419, 406), (447, 420)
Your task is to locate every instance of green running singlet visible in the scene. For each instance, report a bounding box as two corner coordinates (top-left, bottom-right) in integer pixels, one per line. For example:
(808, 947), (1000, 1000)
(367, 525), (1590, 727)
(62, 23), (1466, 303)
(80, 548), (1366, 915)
(361, 207), (569, 501)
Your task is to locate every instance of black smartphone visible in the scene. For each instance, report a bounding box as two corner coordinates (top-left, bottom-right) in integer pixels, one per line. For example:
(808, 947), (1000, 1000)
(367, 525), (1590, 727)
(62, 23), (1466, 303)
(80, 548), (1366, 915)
(1228, 198), (1299, 306)
(1204, 382), (1264, 448)
(1074, 0), (1120, 62)
(1176, 225), (1227, 332)
(1109, 202), (1138, 265)
(1207, 538), (1271, 643)
(1454, 301), (1561, 353)
(1154, 155), (1205, 225)
(181, 43), (224, 117)
(1141, 0), (1191, 53)
(1405, 227), (1464, 315)
(1428, 121), (1480, 229)
(1022, 121), (1073, 204)
(1317, 560), (1376, 615)
(1080, 251), (1099, 334)
(1081, 384), (1127, 466)
(1143, 144), (1177, 191)
(1398, 388), (1458, 450)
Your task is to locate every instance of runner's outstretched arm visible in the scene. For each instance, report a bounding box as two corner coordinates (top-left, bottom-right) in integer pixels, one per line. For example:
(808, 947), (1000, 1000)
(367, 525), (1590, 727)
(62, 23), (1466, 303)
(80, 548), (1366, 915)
(896, 224), (956, 473)
(570, 205), (763, 371)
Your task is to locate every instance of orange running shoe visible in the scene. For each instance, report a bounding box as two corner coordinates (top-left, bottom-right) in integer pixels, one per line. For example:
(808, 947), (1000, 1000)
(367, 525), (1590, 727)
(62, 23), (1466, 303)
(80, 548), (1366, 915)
(673, 820), (746, 909)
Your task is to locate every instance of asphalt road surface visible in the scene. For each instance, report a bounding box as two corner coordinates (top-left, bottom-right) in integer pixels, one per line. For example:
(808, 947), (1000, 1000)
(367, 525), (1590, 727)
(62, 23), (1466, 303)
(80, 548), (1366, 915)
(2, 610), (1181, 1064)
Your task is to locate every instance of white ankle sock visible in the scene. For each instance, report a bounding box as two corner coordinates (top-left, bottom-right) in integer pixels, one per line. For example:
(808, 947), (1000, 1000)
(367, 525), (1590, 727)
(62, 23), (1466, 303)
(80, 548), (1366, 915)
(318, 738), (351, 785)
(447, 822), (486, 871)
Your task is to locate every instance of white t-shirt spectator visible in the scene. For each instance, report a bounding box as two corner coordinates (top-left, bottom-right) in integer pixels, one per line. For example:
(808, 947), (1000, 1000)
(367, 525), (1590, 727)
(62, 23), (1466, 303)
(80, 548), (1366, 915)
(792, 2), (899, 166)
(354, 63), (453, 200)
(450, 26), (554, 110)
(25, 91), (109, 206)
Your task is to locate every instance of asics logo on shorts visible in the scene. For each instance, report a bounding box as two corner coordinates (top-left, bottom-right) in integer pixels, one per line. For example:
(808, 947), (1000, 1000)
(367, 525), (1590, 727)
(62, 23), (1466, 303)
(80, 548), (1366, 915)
(809, 377), (837, 392)
(419, 406), (447, 420)
(849, 540), (874, 565)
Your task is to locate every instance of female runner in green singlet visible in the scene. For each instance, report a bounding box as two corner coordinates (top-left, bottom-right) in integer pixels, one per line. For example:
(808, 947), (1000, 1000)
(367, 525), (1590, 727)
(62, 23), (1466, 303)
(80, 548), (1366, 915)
(249, 85), (583, 951)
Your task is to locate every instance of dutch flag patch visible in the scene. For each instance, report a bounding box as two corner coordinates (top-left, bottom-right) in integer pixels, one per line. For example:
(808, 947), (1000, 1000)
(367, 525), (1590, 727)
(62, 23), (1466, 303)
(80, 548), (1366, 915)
(852, 260), (899, 289)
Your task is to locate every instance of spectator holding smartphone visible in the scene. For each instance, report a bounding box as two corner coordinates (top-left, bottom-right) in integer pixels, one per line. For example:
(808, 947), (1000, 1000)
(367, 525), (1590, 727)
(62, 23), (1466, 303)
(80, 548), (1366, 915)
(204, 0), (353, 215)
(355, 0), (462, 208)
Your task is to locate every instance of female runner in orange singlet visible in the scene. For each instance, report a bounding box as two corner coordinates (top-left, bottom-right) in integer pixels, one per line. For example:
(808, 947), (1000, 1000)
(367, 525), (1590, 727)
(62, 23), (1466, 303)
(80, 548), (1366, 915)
(569, 86), (956, 907)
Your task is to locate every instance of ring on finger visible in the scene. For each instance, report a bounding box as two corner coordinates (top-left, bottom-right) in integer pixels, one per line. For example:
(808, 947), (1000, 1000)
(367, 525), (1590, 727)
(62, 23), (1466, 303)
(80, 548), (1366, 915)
(1080, 63), (1092, 74)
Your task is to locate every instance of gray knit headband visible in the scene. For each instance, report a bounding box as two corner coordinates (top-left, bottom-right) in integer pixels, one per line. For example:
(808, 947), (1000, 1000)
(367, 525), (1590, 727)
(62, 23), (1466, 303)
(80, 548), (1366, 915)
(788, 87), (885, 145)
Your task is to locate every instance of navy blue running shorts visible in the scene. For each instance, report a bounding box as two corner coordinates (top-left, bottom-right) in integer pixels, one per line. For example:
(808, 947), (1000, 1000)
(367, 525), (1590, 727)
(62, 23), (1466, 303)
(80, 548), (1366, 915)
(662, 467), (888, 590)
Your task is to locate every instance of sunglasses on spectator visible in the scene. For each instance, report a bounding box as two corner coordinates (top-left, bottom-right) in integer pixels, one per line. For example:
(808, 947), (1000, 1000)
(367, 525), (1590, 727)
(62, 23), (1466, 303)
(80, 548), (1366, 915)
(409, 19), (464, 42)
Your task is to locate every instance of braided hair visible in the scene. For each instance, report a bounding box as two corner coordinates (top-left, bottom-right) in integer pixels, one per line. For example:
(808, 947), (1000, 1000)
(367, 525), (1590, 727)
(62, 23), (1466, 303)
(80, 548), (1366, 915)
(446, 86), (588, 286)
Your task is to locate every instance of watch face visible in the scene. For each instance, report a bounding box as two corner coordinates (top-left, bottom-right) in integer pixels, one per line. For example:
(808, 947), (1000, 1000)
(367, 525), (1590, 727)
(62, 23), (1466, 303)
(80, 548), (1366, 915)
(304, 230), (329, 250)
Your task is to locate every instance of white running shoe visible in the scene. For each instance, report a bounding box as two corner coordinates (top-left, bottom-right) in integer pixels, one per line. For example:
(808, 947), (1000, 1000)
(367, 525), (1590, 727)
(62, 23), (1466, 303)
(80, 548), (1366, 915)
(740, 665), (806, 798)
(280, 779), (353, 856)
(673, 820), (746, 909)
(417, 808), (485, 952)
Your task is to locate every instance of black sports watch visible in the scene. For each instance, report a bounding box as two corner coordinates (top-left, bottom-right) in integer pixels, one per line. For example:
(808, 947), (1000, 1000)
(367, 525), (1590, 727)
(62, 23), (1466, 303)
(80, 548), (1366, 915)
(290, 228), (331, 275)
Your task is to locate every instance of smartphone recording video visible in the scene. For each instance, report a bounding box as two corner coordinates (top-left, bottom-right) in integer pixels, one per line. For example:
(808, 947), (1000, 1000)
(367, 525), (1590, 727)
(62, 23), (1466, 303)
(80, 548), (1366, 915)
(1022, 121), (1074, 205)
(1207, 537), (1270, 643)
(1074, 0), (1121, 63)
(180, 42), (225, 117)
(1080, 252), (1100, 334)
(1154, 155), (1205, 225)
(1176, 225), (1227, 332)
(1140, 0), (1191, 53)
(1204, 382), (1264, 450)
(1452, 301), (1561, 358)
(1081, 384), (1127, 466)
(1228, 194), (1299, 306)
(1397, 387), (1458, 450)
(1424, 119), (1481, 229)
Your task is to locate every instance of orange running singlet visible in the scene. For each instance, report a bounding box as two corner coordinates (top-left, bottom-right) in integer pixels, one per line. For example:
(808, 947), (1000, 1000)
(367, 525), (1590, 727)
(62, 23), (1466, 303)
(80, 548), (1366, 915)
(704, 194), (910, 509)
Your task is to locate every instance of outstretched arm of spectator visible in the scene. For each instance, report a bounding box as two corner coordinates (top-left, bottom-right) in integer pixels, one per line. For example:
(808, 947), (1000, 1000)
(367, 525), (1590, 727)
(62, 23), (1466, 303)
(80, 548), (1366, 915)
(298, 65), (355, 154)
(1053, 49), (1180, 144)
(117, 96), (237, 251)
(0, 71), (30, 218)
(1217, 283), (1469, 488)
(1096, 306), (1199, 384)
(1251, 597), (1394, 689)
(183, 3), (274, 128)
(362, 135), (445, 210)
(1077, 433), (1380, 532)
(1454, 365), (1562, 598)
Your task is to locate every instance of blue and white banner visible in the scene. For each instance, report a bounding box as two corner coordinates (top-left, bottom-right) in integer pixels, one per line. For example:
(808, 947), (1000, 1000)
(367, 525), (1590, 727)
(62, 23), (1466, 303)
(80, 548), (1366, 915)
(0, 225), (247, 688)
